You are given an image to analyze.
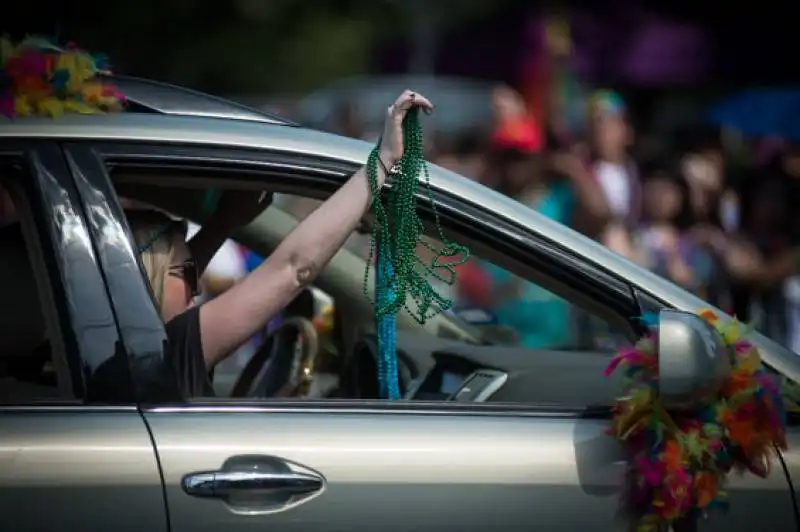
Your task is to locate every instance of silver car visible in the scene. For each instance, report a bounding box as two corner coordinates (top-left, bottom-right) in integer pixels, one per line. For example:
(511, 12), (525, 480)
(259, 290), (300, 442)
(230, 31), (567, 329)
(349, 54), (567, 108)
(1, 77), (799, 532)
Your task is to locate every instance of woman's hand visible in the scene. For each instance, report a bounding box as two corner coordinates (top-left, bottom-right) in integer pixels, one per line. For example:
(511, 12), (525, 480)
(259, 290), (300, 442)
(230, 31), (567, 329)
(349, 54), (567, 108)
(378, 89), (434, 168)
(196, 91), (433, 367)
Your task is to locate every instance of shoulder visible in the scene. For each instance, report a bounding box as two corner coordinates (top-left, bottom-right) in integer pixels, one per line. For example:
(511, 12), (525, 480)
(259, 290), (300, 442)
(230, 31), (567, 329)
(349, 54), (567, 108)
(165, 304), (201, 339)
(164, 306), (214, 397)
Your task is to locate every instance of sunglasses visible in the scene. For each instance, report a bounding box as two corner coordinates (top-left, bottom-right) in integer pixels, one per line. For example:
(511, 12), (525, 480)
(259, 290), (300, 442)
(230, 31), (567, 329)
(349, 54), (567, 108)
(169, 259), (200, 298)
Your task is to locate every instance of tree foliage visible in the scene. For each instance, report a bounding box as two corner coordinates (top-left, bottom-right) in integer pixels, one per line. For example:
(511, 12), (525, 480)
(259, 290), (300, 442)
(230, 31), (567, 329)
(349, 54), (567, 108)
(6, 0), (526, 94)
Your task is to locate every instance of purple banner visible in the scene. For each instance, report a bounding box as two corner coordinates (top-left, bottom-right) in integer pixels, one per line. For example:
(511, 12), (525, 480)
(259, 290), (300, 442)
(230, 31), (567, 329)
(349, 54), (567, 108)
(525, 7), (712, 86)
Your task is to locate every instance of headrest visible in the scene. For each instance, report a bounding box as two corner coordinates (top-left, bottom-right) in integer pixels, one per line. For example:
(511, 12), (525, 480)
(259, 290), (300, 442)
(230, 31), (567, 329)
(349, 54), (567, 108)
(0, 223), (47, 355)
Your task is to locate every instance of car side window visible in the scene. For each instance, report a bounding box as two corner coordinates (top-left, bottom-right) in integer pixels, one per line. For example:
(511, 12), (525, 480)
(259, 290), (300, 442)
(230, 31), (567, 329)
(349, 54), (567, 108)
(275, 192), (629, 352)
(447, 255), (628, 351)
(334, 225), (628, 354)
(114, 182), (630, 406)
(0, 179), (73, 404)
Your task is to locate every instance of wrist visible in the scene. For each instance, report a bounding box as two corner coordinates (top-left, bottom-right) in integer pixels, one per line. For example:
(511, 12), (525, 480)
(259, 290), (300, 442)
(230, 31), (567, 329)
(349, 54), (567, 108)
(378, 149), (400, 170)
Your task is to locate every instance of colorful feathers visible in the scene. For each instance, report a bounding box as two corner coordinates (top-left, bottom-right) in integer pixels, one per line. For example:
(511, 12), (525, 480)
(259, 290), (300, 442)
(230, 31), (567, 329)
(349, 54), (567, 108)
(0, 35), (124, 118)
(606, 309), (787, 531)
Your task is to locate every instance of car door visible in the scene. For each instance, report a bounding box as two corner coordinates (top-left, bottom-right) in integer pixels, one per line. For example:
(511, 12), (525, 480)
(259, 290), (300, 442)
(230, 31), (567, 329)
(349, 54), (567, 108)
(0, 143), (167, 532)
(75, 139), (797, 531)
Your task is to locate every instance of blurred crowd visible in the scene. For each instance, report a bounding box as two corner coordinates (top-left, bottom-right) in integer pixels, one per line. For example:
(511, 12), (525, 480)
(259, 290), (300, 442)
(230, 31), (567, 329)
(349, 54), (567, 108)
(320, 83), (800, 353)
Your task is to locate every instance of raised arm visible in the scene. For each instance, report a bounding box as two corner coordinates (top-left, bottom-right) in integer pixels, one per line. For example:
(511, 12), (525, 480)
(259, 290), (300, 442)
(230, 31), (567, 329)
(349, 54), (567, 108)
(199, 90), (433, 367)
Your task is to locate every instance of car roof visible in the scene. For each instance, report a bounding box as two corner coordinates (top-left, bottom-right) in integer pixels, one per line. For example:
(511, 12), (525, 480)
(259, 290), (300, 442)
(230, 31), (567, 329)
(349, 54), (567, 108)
(107, 75), (296, 125)
(0, 112), (365, 159)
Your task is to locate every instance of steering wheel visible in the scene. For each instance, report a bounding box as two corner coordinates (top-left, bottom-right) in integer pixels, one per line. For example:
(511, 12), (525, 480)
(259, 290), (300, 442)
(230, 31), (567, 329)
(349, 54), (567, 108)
(340, 335), (411, 399)
(230, 317), (320, 398)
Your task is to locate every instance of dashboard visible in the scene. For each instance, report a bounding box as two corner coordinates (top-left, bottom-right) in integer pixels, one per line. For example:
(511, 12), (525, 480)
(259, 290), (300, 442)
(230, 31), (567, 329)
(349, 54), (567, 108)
(346, 331), (622, 409)
(351, 331), (619, 406)
(404, 352), (508, 402)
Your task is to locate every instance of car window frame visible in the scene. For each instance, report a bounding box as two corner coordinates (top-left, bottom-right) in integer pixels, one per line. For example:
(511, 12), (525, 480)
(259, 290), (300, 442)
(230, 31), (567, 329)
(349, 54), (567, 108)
(92, 140), (638, 315)
(0, 141), (131, 405)
(75, 139), (646, 408)
(61, 142), (182, 403)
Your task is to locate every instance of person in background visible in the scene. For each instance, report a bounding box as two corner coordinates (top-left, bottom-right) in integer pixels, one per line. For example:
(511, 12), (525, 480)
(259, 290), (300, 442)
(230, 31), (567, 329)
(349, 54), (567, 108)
(587, 90), (640, 229)
(487, 85), (608, 228)
(430, 131), (487, 182)
(457, 95), (607, 348)
(633, 159), (715, 298)
(680, 130), (732, 231)
(327, 100), (364, 139)
(429, 133), (461, 173)
(723, 154), (800, 347)
(454, 132), (488, 181)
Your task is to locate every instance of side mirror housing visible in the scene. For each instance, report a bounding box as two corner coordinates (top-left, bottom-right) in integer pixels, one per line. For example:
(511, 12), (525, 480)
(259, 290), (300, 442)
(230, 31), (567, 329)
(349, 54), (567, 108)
(657, 309), (732, 410)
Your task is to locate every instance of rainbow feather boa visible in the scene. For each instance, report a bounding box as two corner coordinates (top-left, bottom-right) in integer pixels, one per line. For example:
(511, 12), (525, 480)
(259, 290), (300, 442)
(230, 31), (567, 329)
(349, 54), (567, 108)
(0, 35), (124, 118)
(605, 309), (788, 531)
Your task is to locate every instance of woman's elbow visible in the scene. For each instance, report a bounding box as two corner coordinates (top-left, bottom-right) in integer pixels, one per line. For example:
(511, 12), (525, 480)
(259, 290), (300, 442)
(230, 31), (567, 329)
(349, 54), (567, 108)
(199, 258), (309, 364)
(287, 251), (318, 290)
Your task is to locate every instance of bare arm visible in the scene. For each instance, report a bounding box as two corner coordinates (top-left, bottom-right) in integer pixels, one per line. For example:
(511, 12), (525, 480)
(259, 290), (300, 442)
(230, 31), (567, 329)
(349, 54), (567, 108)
(724, 238), (796, 290)
(198, 90), (433, 367)
(551, 152), (611, 233)
(744, 249), (796, 290)
(568, 164), (611, 227)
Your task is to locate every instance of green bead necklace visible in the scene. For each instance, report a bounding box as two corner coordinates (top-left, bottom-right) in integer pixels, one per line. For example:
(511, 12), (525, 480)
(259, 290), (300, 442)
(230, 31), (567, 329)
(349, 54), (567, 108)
(363, 107), (470, 398)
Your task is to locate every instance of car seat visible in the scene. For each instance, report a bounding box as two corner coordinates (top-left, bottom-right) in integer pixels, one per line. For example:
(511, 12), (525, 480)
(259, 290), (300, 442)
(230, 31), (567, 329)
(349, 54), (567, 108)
(0, 223), (57, 399)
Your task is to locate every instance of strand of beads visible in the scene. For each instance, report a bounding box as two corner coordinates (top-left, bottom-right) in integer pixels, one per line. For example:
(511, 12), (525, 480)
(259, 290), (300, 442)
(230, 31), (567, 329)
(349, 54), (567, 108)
(363, 107), (470, 399)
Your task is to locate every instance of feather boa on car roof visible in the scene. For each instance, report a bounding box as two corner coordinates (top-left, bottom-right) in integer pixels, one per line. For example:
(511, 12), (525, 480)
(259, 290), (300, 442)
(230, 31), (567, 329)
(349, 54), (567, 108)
(0, 35), (124, 118)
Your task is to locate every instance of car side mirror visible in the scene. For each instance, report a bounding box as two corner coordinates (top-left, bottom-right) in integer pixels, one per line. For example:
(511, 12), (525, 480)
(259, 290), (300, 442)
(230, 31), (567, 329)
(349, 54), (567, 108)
(657, 309), (732, 410)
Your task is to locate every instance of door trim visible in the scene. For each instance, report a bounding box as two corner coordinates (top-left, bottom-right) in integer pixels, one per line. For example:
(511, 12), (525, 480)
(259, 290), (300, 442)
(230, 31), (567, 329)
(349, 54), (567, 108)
(62, 143), (179, 403)
(144, 401), (609, 419)
(1, 142), (125, 401)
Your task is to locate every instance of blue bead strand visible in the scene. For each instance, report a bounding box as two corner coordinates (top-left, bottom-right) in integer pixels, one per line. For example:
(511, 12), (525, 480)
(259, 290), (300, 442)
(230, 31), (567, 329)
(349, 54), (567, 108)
(376, 243), (400, 400)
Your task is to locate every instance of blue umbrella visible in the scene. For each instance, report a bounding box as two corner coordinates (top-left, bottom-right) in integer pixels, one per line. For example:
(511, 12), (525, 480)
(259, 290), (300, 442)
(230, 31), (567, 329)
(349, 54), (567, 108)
(710, 89), (800, 141)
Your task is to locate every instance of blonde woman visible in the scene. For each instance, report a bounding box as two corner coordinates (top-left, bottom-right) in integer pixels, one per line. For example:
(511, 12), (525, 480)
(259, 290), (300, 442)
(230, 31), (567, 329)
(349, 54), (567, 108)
(126, 90), (433, 397)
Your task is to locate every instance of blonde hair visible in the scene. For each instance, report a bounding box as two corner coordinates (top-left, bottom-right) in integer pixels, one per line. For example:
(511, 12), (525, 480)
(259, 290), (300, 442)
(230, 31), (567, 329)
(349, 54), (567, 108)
(125, 209), (186, 311)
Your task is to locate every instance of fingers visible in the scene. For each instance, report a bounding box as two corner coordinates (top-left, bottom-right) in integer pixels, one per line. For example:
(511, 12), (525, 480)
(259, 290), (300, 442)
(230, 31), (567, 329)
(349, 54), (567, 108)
(388, 89), (434, 120)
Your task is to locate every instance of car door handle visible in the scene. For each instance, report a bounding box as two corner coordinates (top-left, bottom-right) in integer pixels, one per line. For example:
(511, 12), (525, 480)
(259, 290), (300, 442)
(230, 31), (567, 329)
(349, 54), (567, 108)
(182, 470), (324, 498)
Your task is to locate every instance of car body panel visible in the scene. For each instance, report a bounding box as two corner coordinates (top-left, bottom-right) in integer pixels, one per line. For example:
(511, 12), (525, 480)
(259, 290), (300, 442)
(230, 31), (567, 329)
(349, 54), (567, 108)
(1, 113), (799, 530)
(0, 407), (166, 532)
(145, 404), (793, 532)
(1, 144), (167, 532)
(146, 406), (620, 532)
